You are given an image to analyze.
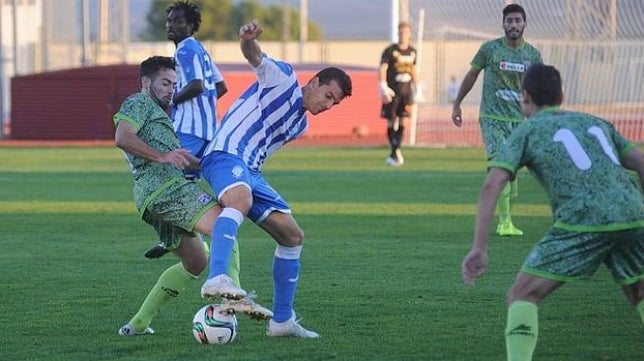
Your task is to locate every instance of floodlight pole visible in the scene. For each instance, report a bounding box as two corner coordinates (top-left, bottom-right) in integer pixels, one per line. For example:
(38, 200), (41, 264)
(409, 8), (424, 147)
(0, 3), (4, 139)
(80, 0), (90, 66)
(298, 0), (308, 64)
(390, 0), (399, 43)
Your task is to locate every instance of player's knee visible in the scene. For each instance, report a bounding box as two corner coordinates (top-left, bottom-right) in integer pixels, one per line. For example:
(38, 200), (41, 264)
(282, 227), (304, 247)
(183, 256), (207, 277)
(622, 281), (644, 306)
(178, 241), (208, 276)
(506, 279), (548, 305)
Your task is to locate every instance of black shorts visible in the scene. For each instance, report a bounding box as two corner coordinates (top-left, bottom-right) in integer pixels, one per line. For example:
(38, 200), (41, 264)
(381, 82), (413, 119)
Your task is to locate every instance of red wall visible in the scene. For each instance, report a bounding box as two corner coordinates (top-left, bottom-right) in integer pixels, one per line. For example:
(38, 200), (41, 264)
(10, 64), (383, 141)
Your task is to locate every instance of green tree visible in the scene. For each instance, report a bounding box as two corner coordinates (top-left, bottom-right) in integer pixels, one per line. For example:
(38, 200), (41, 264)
(141, 0), (322, 41)
(139, 0), (170, 41)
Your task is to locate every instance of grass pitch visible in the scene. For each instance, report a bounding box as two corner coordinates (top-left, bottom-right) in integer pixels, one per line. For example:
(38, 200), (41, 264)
(0, 146), (641, 361)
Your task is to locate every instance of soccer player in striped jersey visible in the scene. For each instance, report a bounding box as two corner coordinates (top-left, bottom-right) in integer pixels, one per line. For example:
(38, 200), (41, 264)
(199, 20), (352, 338)
(451, 4), (542, 236)
(462, 64), (644, 361)
(144, 1), (239, 272)
(166, 1), (227, 179)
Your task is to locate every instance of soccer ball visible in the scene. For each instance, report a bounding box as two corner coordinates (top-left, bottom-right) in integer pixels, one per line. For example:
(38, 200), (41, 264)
(192, 304), (238, 345)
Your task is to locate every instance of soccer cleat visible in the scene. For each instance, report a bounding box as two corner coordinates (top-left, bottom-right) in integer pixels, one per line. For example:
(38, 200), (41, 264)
(385, 156), (402, 167)
(496, 219), (524, 236)
(394, 148), (404, 165)
(118, 323), (155, 336)
(221, 292), (273, 321)
(266, 312), (320, 338)
(201, 274), (247, 300)
(144, 243), (170, 259)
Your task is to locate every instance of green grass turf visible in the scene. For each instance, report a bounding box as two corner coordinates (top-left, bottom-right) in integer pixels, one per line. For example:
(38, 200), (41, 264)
(0, 146), (641, 361)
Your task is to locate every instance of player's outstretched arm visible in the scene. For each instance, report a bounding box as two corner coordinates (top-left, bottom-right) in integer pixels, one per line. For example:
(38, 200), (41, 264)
(239, 20), (263, 68)
(462, 167), (509, 285)
(451, 67), (481, 127)
(115, 121), (193, 170)
(621, 146), (644, 192)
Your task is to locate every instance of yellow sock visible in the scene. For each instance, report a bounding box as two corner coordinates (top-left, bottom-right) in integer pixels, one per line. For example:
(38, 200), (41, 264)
(637, 299), (644, 326)
(497, 183), (512, 221)
(228, 240), (241, 287)
(506, 301), (538, 361)
(129, 262), (196, 331)
(509, 179), (519, 213)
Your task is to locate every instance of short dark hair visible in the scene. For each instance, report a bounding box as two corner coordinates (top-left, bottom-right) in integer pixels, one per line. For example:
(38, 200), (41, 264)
(503, 4), (526, 21)
(522, 64), (563, 107)
(315, 67), (353, 98)
(140, 56), (176, 80)
(167, 1), (202, 33)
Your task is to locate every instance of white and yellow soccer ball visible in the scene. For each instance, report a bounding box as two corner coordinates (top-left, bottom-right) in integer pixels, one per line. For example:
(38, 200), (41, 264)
(192, 304), (238, 345)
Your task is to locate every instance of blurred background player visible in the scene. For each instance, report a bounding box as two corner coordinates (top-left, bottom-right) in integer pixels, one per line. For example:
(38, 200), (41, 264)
(114, 56), (271, 336)
(167, 0), (227, 180)
(379, 21), (419, 167)
(462, 63), (644, 361)
(447, 75), (458, 104)
(199, 20), (352, 338)
(451, 4), (542, 236)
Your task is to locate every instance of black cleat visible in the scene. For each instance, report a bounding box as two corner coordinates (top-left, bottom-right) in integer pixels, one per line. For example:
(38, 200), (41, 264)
(144, 243), (170, 259)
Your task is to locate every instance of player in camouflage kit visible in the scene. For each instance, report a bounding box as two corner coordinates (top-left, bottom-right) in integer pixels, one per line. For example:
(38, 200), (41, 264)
(462, 64), (644, 361)
(452, 4), (542, 236)
(114, 56), (271, 336)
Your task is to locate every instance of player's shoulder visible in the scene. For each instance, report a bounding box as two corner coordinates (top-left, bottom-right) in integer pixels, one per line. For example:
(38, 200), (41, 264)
(120, 92), (147, 110)
(481, 37), (504, 49)
(177, 37), (203, 53)
(522, 40), (541, 53)
(262, 55), (295, 75)
(125, 92), (165, 116)
(382, 43), (398, 53)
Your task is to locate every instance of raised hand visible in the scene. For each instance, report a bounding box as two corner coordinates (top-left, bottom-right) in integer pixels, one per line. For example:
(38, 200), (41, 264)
(239, 20), (263, 41)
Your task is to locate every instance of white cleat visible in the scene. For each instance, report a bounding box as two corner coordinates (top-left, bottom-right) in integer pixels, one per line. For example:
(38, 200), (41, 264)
(266, 312), (320, 338)
(118, 323), (155, 336)
(221, 292), (273, 321)
(201, 274), (247, 300)
(394, 148), (404, 165)
(385, 156), (402, 167)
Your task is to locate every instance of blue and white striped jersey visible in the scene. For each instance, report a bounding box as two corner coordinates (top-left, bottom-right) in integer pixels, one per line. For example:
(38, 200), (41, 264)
(172, 37), (223, 141)
(203, 55), (308, 172)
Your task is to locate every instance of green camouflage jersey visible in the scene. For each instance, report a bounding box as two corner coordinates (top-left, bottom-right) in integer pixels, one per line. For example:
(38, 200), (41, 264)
(113, 92), (186, 216)
(471, 37), (542, 122)
(490, 107), (644, 231)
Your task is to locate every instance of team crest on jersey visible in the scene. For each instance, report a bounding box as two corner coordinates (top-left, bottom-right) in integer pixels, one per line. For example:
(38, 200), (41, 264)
(232, 165), (244, 179)
(197, 193), (212, 204)
(499, 61), (526, 73)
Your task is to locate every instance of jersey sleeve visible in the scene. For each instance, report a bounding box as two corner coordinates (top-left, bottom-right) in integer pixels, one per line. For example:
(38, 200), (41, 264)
(470, 42), (490, 70)
(535, 49), (543, 64)
(176, 42), (203, 83)
(611, 124), (637, 159)
(255, 54), (294, 88)
(380, 45), (392, 64)
(211, 62), (224, 83)
(113, 97), (144, 132)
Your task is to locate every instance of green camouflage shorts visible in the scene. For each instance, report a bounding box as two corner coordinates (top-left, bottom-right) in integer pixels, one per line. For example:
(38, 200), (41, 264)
(141, 180), (216, 250)
(479, 117), (520, 159)
(521, 227), (644, 285)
